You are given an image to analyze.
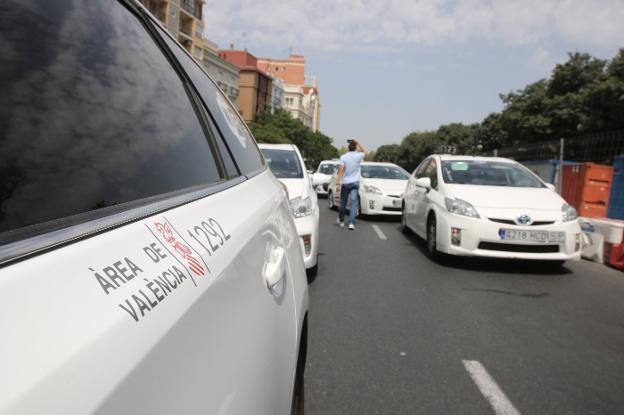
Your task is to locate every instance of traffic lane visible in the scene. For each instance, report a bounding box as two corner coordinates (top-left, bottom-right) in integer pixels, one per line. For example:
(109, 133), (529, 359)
(306, 207), (495, 414)
(362, 215), (624, 414)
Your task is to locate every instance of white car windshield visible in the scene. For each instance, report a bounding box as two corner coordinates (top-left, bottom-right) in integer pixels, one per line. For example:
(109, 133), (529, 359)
(441, 160), (545, 188)
(318, 163), (338, 175)
(361, 165), (409, 180)
(261, 149), (304, 179)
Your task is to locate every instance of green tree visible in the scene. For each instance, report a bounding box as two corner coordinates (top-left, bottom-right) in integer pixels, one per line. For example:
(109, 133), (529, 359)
(247, 109), (338, 171)
(373, 144), (401, 164)
(397, 131), (439, 172)
(581, 49), (624, 131)
(248, 122), (289, 144)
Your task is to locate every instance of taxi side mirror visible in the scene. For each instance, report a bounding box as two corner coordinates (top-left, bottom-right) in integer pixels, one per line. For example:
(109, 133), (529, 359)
(415, 177), (431, 189)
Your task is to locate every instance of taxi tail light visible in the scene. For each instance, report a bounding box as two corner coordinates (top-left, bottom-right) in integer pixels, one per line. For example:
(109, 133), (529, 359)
(451, 227), (461, 246)
(302, 234), (312, 256)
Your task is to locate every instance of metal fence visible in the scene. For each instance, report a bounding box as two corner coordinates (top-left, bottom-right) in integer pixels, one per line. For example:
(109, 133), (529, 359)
(493, 131), (624, 219)
(494, 131), (624, 166)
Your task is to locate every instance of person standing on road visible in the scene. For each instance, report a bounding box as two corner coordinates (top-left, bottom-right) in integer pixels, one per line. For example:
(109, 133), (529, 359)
(336, 138), (369, 230)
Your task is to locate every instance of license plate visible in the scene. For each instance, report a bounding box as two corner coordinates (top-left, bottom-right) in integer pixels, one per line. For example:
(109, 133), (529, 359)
(499, 228), (565, 243)
(392, 199), (401, 207)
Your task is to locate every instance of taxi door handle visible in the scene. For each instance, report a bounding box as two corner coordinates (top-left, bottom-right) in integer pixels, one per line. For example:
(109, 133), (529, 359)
(264, 246), (286, 290)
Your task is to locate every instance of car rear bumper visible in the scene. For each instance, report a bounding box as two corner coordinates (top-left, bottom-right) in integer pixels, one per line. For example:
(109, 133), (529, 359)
(436, 213), (582, 261)
(294, 212), (319, 268)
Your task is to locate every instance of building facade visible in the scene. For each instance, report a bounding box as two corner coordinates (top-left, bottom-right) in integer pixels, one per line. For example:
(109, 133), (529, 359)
(139, 0), (205, 62)
(271, 78), (285, 114)
(202, 39), (240, 104)
(219, 50), (273, 122)
(257, 55), (321, 131)
(140, 0), (240, 105)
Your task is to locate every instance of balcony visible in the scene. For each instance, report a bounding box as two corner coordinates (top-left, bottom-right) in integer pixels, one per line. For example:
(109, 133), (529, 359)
(140, 0), (167, 23)
(178, 13), (193, 39)
(180, 0), (202, 19)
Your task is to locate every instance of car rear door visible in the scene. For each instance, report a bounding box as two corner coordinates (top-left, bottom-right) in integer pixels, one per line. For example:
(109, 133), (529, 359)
(0, 1), (303, 414)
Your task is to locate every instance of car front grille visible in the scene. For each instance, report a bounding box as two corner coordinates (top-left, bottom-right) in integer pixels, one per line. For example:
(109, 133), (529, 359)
(382, 206), (402, 212)
(478, 242), (560, 253)
(488, 218), (556, 226)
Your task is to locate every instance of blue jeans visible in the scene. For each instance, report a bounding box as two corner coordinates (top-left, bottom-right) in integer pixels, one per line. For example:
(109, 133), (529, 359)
(338, 182), (359, 225)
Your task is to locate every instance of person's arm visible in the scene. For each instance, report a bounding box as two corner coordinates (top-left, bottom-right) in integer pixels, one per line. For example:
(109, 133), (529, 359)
(335, 164), (345, 191)
(352, 139), (369, 155)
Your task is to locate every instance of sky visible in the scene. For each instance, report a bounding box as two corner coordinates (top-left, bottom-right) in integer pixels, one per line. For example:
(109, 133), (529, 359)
(203, 0), (624, 150)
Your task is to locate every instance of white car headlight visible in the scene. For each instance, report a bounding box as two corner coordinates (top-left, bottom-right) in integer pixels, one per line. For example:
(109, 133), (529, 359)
(290, 197), (312, 218)
(444, 198), (480, 218)
(562, 203), (578, 222)
(364, 185), (383, 195)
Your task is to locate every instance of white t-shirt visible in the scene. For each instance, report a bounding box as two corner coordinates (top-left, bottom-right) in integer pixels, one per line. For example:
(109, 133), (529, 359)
(339, 151), (365, 184)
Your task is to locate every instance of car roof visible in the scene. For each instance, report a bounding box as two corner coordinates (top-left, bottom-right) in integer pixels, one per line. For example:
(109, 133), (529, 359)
(361, 161), (401, 167)
(434, 154), (516, 163)
(257, 143), (296, 151)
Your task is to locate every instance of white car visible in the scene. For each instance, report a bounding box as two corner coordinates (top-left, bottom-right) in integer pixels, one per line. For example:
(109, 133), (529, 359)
(327, 162), (409, 216)
(0, 2), (308, 414)
(401, 155), (582, 264)
(259, 144), (320, 275)
(311, 160), (339, 197)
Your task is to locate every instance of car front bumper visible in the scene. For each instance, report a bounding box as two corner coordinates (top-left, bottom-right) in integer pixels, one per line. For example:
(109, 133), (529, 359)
(313, 182), (330, 196)
(360, 193), (403, 215)
(436, 213), (582, 261)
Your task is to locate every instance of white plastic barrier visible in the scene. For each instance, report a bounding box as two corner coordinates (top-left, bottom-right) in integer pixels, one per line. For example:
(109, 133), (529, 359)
(579, 217), (624, 263)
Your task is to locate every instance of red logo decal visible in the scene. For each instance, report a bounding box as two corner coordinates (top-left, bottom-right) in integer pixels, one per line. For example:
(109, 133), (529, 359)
(155, 222), (205, 276)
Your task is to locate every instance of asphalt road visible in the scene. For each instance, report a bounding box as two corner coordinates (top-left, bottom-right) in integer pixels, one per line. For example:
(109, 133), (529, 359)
(305, 203), (624, 415)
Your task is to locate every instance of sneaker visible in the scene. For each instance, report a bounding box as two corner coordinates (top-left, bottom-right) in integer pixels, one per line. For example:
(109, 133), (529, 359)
(348, 223), (355, 230)
(337, 218), (344, 227)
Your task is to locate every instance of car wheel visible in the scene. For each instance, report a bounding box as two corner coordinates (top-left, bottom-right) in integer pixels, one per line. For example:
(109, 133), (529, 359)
(291, 321), (307, 415)
(306, 262), (318, 282)
(426, 214), (439, 259)
(355, 196), (361, 218)
(327, 191), (335, 210)
(401, 204), (411, 234)
(291, 375), (304, 415)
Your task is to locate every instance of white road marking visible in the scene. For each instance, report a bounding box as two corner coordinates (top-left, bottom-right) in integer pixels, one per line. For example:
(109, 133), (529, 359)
(462, 360), (522, 415)
(372, 225), (387, 240)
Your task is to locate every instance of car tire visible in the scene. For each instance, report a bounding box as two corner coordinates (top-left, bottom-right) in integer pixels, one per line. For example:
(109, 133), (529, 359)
(291, 321), (307, 415)
(401, 204), (411, 234)
(306, 262), (318, 282)
(355, 196), (361, 218)
(328, 191), (336, 210)
(426, 214), (439, 259)
(291, 376), (304, 415)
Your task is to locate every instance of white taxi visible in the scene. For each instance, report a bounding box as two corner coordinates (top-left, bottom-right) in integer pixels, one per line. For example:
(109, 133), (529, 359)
(259, 144), (320, 275)
(0, 2), (308, 414)
(311, 160), (339, 197)
(328, 162), (409, 216)
(401, 155), (582, 265)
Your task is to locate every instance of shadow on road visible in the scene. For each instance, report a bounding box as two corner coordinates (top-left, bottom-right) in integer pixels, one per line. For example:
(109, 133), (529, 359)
(398, 225), (573, 276)
(358, 214), (402, 223)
